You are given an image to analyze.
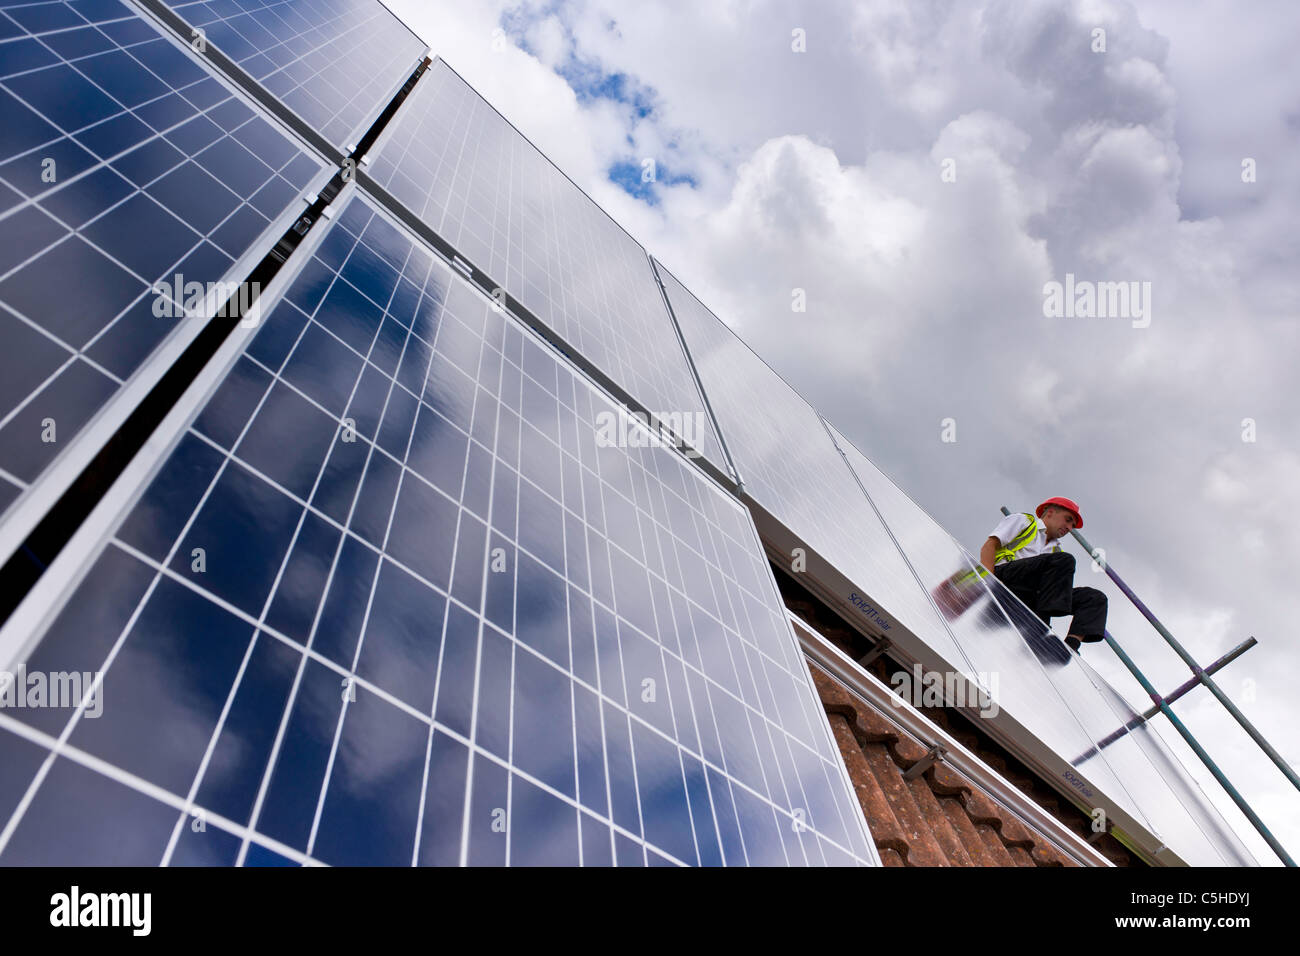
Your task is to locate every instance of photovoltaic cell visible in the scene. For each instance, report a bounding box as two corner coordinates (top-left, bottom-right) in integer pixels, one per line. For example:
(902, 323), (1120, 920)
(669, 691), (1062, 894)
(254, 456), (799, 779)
(0, 192), (875, 866)
(0, 0), (326, 522)
(654, 259), (973, 666)
(365, 59), (727, 473)
(155, 0), (426, 150)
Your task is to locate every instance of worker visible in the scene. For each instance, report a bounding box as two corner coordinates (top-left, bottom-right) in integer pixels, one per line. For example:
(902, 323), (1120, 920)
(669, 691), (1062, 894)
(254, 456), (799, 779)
(979, 497), (1107, 656)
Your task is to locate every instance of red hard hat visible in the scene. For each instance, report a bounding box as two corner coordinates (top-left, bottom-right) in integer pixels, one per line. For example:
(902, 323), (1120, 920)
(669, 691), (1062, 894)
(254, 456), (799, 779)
(1037, 496), (1082, 529)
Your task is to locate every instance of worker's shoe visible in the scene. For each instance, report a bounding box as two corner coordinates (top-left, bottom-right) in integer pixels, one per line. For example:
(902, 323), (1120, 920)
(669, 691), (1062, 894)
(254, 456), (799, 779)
(1024, 629), (1073, 666)
(1064, 636), (1082, 655)
(1005, 611), (1072, 666)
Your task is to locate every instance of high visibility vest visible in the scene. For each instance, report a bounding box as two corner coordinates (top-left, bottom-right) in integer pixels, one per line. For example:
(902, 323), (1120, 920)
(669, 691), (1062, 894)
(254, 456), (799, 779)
(995, 512), (1060, 564)
(962, 513), (1060, 582)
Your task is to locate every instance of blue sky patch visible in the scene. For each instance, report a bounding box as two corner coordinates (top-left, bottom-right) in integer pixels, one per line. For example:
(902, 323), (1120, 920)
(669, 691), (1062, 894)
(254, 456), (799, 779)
(608, 161), (697, 205)
(499, 7), (698, 204)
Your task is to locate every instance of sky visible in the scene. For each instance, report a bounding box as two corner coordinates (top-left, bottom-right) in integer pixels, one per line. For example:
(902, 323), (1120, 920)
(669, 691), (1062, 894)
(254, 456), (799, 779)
(383, 0), (1300, 864)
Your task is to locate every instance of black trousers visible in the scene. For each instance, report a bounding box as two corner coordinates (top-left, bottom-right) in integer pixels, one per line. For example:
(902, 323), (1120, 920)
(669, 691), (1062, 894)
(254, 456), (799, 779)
(992, 552), (1107, 642)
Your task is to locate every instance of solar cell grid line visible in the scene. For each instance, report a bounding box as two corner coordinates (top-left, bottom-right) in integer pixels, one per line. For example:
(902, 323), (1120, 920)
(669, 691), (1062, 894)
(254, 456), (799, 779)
(693, 515), (793, 857)
(295, 219), (428, 863)
(362, 58), (729, 476)
(157, 600), (259, 866)
(586, 606), (619, 865)
(624, 455), (764, 868)
(320, 204), (469, 866)
(0, 0), (331, 554)
(0, 192), (876, 866)
(594, 457), (653, 866)
(142, 0), (427, 155)
(417, 264), (509, 869)
(0, 707), (329, 866)
(227, 192), (465, 867)
(561, 488), (600, 867)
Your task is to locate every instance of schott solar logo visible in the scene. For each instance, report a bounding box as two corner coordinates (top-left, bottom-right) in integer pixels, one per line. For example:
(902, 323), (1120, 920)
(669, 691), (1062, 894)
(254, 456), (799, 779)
(594, 408), (708, 458)
(890, 664), (999, 718)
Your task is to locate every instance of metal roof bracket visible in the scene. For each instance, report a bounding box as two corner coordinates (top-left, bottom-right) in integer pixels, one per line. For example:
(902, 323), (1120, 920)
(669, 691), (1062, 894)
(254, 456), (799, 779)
(857, 638), (893, 667)
(903, 744), (947, 781)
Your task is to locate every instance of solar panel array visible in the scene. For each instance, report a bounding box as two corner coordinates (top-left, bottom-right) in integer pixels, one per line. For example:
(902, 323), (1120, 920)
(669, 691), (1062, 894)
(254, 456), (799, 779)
(0, 0), (327, 528)
(0, 192), (875, 866)
(0, 0), (1261, 868)
(365, 60), (728, 473)
(154, 0), (426, 151)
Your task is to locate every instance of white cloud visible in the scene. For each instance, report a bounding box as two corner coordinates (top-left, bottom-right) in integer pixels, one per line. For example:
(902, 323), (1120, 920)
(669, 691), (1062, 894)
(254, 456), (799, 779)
(525, 13), (569, 67)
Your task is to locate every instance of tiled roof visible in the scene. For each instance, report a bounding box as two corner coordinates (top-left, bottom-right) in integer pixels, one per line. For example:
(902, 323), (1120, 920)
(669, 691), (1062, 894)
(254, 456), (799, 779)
(777, 575), (1138, 867)
(813, 665), (1079, 866)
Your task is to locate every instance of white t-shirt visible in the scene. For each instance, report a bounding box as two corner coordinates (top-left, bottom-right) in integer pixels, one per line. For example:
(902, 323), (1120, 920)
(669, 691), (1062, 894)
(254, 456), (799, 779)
(988, 513), (1063, 564)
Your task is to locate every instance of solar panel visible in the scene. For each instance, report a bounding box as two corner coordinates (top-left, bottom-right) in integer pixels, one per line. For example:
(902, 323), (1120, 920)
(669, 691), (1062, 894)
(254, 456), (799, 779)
(0, 0), (329, 532)
(653, 259), (978, 667)
(824, 420), (1255, 865)
(147, 0), (426, 152)
(0, 191), (876, 866)
(364, 60), (729, 474)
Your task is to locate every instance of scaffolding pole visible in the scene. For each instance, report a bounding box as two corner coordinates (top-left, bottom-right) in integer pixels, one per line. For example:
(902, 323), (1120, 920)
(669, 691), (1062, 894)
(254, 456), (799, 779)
(1099, 627), (1293, 867)
(997, 506), (1295, 865)
(1068, 522), (1300, 798)
(1088, 638), (1256, 751)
